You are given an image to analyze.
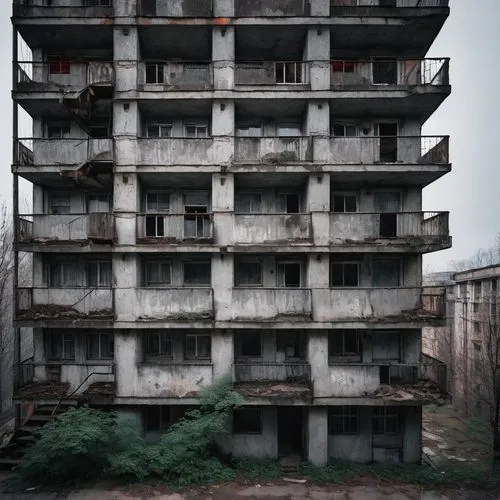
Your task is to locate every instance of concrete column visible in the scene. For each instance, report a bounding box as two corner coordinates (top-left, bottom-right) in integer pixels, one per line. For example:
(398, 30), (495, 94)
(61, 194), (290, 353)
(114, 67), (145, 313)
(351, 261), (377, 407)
(305, 27), (330, 91)
(308, 330), (329, 397)
(212, 173), (234, 246)
(115, 330), (139, 398)
(403, 406), (422, 464)
(114, 26), (139, 94)
(310, 0), (330, 16)
(113, 254), (138, 322)
(307, 173), (330, 246)
(307, 407), (328, 466)
(306, 101), (330, 136)
(212, 254), (233, 322)
(212, 330), (234, 379)
(33, 185), (43, 213)
(114, 0), (136, 17)
(213, 0), (234, 17)
(114, 172), (138, 245)
(212, 26), (234, 90)
(33, 254), (44, 287)
(33, 328), (45, 381)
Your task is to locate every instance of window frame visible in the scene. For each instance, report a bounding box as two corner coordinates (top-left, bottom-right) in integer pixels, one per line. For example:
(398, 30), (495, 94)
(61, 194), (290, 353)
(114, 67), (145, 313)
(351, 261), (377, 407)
(46, 123), (71, 139)
(86, 332), (114, 360)
(144, 331), (173, 359)
(184, 334), (211, 361)
(145, 261), (172, 287)
(233, 408), (263, 435)
(372, 407), (400, 435)
(332, 192), (358, 213)
(330, 261), (360, 287)
(145, 62), (165, 84)
(235, 192), (262, 214)
(328, 330), (361, 361)
(237, 331), (262, 359)
(183, 260), (211, 287)
(328, 406), (360, 435)
(235, 259), (263, 288)
(276, 260), (303, 288)
(86, 260), (112, 288)
(332, 123), (357, 137)
(86, 193), (111, 214)
(185, 123), (209, 138)
(144, 405), (172, 433)
(145, 191), (170, 213)
(48, 332), (75, 361)
(50, 193), (71, 215)
(49, 261), (82, 288)
(145, 122), (172, 138)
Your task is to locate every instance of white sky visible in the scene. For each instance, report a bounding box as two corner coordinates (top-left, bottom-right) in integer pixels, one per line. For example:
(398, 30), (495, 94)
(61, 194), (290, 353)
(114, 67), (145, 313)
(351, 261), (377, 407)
(0, 0), (498, 271)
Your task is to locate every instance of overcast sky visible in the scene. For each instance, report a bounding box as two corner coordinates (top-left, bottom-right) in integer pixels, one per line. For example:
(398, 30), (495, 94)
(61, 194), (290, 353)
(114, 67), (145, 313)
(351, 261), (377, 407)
(0, 0), (498, 271)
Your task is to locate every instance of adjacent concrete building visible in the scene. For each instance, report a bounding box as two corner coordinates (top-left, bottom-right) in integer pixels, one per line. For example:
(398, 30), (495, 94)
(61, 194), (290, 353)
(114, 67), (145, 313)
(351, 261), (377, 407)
(12, 0), (451, 465)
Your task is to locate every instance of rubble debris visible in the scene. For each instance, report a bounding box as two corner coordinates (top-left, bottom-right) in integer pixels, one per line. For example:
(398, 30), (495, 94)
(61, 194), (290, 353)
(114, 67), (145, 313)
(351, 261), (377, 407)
(235, 381), (311, 399)
(15, 382), (69, 400)
(138, 311), (213, 322)
(81, 382), (114, 402)
(17, 305), (114, 320)
(262, 151), (298, 164)
(370, 380), (448, 404)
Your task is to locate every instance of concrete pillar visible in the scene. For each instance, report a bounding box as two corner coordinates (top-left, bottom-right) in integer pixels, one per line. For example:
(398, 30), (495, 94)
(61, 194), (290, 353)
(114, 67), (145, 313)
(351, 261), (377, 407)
(212, 330), (234, 379)
(212, 26), (234, 90)
(307, 407), (328, 466)
(114, 26), (139, 94)
(212, 254), (233, 322)
(33, 185), (43, 213)
(310, 0), (330, 16)
(403, 406), (422, 464)
(114, 0), (136, 17)
(115, 330), (139, 398)
(305, 27), (330, 91)
(113, 254), (138, 322)
(212, 173), (234, 246)
(212, 100), (235, 165)
(307, 173), (330, 246)
(33, 328), (45, 381)
(113, 172), (138, 245)
(306, 101), (330, 136)
(308, 330), (329, 397)
(213, 0), (234, 17)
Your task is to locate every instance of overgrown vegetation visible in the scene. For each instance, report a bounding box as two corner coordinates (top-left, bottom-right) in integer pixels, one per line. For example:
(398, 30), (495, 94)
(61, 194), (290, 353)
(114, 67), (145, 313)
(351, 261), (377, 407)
(18, 377), (244, 486)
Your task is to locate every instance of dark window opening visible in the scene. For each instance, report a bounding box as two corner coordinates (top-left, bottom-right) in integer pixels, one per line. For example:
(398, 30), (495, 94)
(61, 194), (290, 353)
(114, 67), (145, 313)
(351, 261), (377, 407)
(331, 262), (359, 287)
(239, 332), (262, 357)
(145, 332), (172, 358)
(277, 262), (302, 288)
(329, 406), (359, 434)
(145, 63), (164, 84)
(280, 193), (300, 214)
(233, 408), (262, 434)
(379, 213), (397, 237)
(49, 60), (70, 75)
(236, 260), (263, 287)
(185, 334), (211, 360)
(378, 123), (398, 162)
(331, 60), (355, 73)
(183, 261), (211, 286)
(141, 0), (156, 16)
(333, 194), (357, 213)
(144, 406), (171, 433)
(146, 216), (164, 237)
(329, 330), (361, 359)
(87, 333), (114, 360)
(373, 58), (398, 84)
(332, 124), (357, 137)
(373, 407), (399, 434)
(48, 332), (75, 361)
(379, 0), (397, 7)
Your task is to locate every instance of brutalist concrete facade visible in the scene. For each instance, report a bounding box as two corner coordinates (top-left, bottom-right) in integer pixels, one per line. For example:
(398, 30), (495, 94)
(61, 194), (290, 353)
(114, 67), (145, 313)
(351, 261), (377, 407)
(12, 0), (451, 465)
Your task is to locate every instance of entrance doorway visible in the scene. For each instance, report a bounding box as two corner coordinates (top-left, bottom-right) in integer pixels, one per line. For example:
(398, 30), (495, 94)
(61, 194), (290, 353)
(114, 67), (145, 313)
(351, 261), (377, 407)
(377, 123), (398, 162)
(278, 407), (303, 457)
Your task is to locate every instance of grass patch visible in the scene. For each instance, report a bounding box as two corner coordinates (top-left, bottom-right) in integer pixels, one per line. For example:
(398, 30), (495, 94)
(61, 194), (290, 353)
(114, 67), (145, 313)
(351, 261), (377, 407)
(234, 458), (280, 480)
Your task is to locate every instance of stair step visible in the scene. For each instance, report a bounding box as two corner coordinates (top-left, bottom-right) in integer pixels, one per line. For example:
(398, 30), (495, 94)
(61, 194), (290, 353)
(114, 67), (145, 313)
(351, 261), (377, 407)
(16, 435), (37, 443)
(28, 415), (52, 422)
(19, 426), (42, 434)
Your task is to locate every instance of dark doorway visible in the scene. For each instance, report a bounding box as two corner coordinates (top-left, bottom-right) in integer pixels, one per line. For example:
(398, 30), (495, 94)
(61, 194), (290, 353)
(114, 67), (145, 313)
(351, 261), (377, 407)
(278, 407), (303, 457)
(379, 0), (397, 7)
(373, 58), (398, 85)
(378, 123), (398, 162)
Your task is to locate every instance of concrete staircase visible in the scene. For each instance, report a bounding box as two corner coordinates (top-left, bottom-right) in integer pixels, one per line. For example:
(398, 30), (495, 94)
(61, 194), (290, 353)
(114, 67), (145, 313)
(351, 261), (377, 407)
(279, 454), (302, 477)
(0, 402), (76, 470)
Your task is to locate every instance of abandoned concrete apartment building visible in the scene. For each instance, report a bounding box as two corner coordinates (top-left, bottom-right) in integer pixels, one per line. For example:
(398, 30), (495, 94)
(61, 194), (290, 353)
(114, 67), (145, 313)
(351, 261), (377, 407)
(10, 0), (451, 465)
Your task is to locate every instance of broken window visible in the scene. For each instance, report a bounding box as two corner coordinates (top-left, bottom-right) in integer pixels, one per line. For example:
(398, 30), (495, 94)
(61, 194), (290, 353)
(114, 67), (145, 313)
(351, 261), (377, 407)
(329, 406), (359, 434)
(235, 260), (263, 287)
(233, 408), (262, 434)
(49, 262), (81, 288)
(50, 194), (71, 214)
(235, 193), (262, 213)
(275, 62), (303, 84)
(330, 262), (359, 287)
(185, 334), (211, 360)
(145, 261), (171, 287)
(372, 259), (401, 287)
(372, 407), (399, 434)
(373, 58), (398, 85)
(332, 124), (357, 137)
(185, 124), (209, 138)
(144, 406), (172, 433)
(87, 194), (110, 213)
(279, 193), (300, 213)
(473, 302), (479, 313)
(329, 330), (360, 360)
(375, 191), (401, 237)
(237, 332), (262, 358)
(277, 331), (306, 360)
(372, 331), (400, 362)
(474, 281), (482, 300)
(86, 261), (112, 288)
(47, 124), (71, 139)
(145, 192), (170, 237)
(145, 63), (164, 84)
(332, 193), (357, 213)
(146, 123), (172, 138)
(184, 192), (210, 238)
(145, 331), (172, 358)
(183, 261), (211, 286)
(277, 261), (302, 288)
(48, 332), (75, 360)
(87, 333), (114, 360)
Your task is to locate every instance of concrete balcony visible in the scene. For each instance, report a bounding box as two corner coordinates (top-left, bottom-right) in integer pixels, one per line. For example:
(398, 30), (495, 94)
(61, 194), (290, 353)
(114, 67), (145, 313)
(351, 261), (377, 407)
(314, 136), (449, 165)
(132, 363), (214, 399)
(331, 0), (449, 11)
(136, 138), (228, 166)
(233, 362), (311, 383)
(138, 62), (213, 90)
(233, 214), (312, 246)
(329, 211), (450, 252)
(15, 61), (114, 92)
(13, 0), (114, 18)
(235, 0), (308, 16)
(17, 287), (113, 322)
(15, 138), (113, 167)
(117, 288), (214, 322)
(230, 288), (312, 321)
(136, 214), (213, 243)
(18, 214), (114, 246)
(138, 0), (212, 16)
(234, 137), (312, 163)
(235, 62), (309, 88)
(313, 287), (443, 322)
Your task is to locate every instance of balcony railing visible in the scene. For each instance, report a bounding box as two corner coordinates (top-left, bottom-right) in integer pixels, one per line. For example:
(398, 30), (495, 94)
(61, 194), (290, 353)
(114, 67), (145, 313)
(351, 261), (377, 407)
(314, 136), (449, 164)
(329, 211), (449, 244)
(233, 362), (311, 383)
(15, 138), (113, 166)
(234, 137), (312, 163)
(138, 0), (212, 16)
(235, 62), (309, 86)
(17, 287), (113, 320)
(331, 1), (449, 10)
(330, 58), (449, 87)
(236, 0), (308, 16)
(137, 213), (213, 242)
(13, 0), (113, 18)
(18, 214), (114, 244)
(231, 288), (312, 321)
(139, 62), (213, 89)
(233, 214), (312, 244)
(314, 287), (443, 322)
(420, 354), (447, 392)
(133, 288), (214, 321)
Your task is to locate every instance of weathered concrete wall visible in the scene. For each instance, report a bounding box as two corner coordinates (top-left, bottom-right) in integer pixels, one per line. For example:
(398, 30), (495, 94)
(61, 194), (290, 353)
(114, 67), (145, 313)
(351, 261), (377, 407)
(233, 214), (311, 243)
(308, 407), (328, 466)
(31, 288), (112, 314)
